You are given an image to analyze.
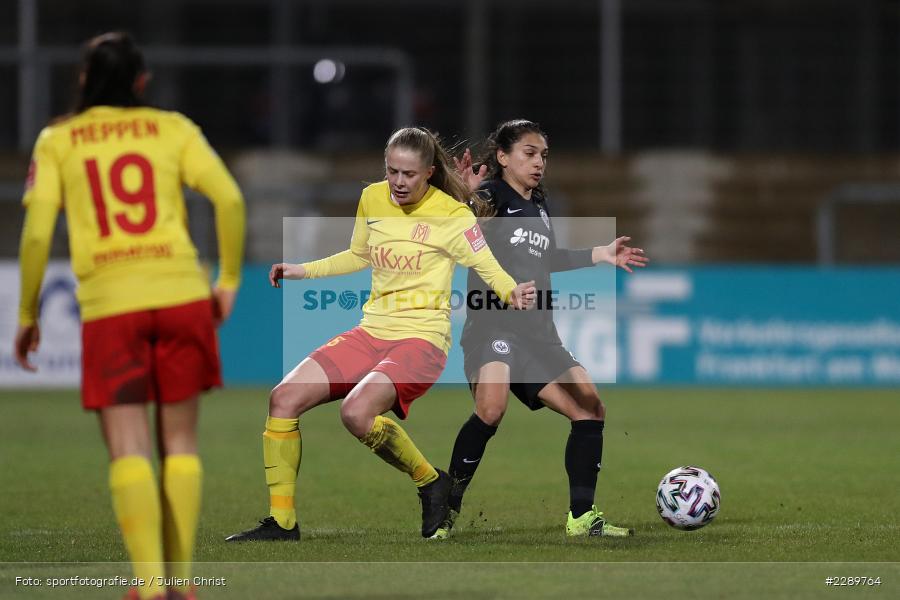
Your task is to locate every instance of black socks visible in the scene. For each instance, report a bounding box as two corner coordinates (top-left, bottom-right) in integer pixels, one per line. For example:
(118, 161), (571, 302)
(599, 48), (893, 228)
(565, 419), (604, 518)
(447, 413), (498, 512)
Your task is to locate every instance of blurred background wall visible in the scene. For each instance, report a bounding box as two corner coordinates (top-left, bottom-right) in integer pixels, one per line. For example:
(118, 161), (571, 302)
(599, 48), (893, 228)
(1, 0), (899, 386)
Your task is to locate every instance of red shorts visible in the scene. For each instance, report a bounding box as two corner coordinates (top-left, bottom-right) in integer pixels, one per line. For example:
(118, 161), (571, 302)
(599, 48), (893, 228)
(81, 299), (222, 410)
(309, 326), (447, 419)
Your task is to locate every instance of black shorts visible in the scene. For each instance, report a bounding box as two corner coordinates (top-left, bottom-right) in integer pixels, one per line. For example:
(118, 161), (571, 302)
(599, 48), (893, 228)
(461, 333), (581, 411)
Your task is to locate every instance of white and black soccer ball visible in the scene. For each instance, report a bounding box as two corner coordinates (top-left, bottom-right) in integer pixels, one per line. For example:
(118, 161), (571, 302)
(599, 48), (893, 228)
(656, 466), (721, 530)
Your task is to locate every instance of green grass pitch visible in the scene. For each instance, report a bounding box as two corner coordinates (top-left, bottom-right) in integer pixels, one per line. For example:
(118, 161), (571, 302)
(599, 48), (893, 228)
(1, 387), (898, 599)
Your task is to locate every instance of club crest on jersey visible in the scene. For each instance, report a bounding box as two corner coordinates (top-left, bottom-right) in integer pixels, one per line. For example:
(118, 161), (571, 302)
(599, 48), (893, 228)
(492, 339), (511, 355)
(539, 208), (551, 230)
(464, 224), (486, 252)
(410, 222), (431, 243)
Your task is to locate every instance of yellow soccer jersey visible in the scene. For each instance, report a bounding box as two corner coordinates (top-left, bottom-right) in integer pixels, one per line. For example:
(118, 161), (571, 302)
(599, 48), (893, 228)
(302, 181), (517, 353)
(19, 106), (245, 324)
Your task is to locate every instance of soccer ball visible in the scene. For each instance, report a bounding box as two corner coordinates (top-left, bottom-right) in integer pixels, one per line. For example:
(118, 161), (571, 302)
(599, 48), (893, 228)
(656, 466), (721, 530)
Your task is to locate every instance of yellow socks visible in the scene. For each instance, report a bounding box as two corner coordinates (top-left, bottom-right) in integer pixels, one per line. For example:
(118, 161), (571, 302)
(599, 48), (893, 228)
(109, 456), (165, 600)
(263, 414), (434, 531)
(360, 415), (438, 488)
(161, 454), (202, 594)
(263, 416), (301, 529)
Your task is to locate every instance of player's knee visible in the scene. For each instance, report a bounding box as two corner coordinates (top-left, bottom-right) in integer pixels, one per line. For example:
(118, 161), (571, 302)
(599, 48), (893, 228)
(571, 387), (604, 421)
(269, 383), (306, 416)
(586, 396), (605, 420)
(477, 405), (506, 427)
(339, 399), (371, 438)
(160, 430), (197, 456)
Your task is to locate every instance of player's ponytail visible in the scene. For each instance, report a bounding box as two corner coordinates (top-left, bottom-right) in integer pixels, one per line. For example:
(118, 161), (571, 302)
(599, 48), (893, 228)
(75, 32), (146, 113)
(385, 127), (493, 217)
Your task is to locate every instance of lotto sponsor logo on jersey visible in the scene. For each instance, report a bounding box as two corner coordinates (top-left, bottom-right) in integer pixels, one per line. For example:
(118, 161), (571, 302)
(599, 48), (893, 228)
(464, 224), (487, 252)
(509, 227), (549, 256)
(368, 245), (425, 273)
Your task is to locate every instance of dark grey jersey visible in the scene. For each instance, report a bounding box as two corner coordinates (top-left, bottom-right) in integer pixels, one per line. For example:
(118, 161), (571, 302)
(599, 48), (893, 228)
(461, 178), (593, 345)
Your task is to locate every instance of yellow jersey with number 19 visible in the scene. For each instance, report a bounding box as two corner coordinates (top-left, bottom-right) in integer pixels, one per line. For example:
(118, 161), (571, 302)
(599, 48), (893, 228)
(18, 106), (245, 325)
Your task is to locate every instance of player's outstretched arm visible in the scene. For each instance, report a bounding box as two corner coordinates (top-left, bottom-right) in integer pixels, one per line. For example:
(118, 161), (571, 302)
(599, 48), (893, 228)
(295, 249), (369, 283)
(286, 197), (371, 284)
(591, 236), (649, 273)
(269, 262), (307, 288)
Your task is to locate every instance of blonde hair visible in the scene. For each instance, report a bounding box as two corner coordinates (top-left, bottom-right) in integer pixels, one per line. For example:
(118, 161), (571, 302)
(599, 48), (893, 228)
(385, 127), (492, 217)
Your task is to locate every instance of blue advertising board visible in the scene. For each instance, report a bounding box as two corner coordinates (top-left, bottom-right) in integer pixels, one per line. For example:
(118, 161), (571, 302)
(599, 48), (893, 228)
(618, 267), (900, 385)
(218, 265), (900, 386)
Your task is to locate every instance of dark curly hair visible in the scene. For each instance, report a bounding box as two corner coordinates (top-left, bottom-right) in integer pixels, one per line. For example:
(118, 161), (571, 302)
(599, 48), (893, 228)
(478, 119), (547, 192)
